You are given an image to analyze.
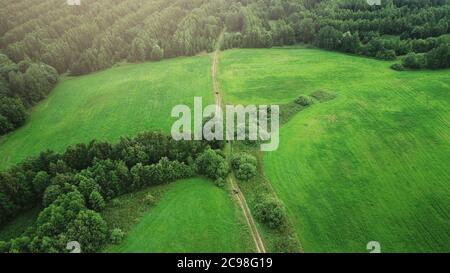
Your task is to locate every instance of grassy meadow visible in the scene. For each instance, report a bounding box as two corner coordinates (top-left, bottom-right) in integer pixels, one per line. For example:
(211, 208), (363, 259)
(0, 54), (256, 253)
(105, 178), (254, 253)
(0, 46), (449, 253)
(0, 55), (213, 169)
(219, 48), (450, 252)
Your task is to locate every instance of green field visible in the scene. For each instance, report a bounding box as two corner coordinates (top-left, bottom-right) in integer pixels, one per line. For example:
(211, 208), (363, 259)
(105, 178), (254, 253)
(0, 55), (213, 169)
(1, 47), (449, 253)
(219, 48), (450, 252)
(0, 55), (255, 253)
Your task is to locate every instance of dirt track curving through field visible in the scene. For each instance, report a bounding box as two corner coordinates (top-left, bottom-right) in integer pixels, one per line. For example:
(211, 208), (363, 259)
(211, 33), (267, 254)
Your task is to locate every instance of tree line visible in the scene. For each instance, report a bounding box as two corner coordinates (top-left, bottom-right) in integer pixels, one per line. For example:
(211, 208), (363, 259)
(0, 131), (229, 252)
(2, 0), (449, 77)
(1, 0), (228, 75)
(0, 53), (58, 136)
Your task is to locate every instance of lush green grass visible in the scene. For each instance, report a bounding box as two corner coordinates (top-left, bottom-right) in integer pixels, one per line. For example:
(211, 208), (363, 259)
(0, 55), (213, 169)
(101, 182), (169, 235)
(219, 48), (450, 252)
(105, 178), (254, 253)
(2, 47), (449, 253)
(229, 142), (303, 253)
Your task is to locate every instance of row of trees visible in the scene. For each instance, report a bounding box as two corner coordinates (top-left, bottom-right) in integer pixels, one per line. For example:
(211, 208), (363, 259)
(2, 0), (450, 75)
(0, 131), (228, 252)
(224, 0), (450, 67)
(1, 0), (228, 75)
(395, 44), (450, 69)
(0, 54), (58, 135)
(221, 0), (450, 59)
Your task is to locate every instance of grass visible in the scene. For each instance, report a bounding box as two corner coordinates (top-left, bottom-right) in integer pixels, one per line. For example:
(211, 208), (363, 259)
(0, 55), (213, 169)
(219, 48), (450, 252)
(229, 142), (303, 253)
(0, 206), (41, 241)
(104, 178), (255, 253)
(101, 182), (169, 234)
(1, 47), (449, 253)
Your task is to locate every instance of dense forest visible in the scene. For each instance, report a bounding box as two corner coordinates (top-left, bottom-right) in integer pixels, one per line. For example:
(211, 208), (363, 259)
(1, 0), (450, 75)
(0, 0), (449, 136)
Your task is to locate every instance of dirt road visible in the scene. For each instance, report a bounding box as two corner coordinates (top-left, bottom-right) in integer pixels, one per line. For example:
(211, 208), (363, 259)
(211, 33), (267, 253)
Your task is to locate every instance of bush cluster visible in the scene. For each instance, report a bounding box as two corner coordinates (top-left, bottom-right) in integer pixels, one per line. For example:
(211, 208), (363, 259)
(230, 152), (257, 181)
(295, 95), (313, 106)
(253, 195), (287, 230)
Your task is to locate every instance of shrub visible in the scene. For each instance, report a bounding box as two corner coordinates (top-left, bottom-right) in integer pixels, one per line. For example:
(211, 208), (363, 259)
(390, 63), (405, 71)
(110, 228), (125, 245)
(253, 195), (287, 229)
(273, 235), (300, 253)
(195, 149), (229, 180)
(375, 49), (396, 60)
(230, 152), (257, 181)
(230, 153), (257, 170)
(8, 236), (30, 253)
(0, 241), (10, 253)
(295, 95), (313, 106)
(214, 177), (226, 188)
(235, 163), (257, 181)
(143, 193), (156, 206)
(425, 44), (450, 69)
(402, 52), (425, 69)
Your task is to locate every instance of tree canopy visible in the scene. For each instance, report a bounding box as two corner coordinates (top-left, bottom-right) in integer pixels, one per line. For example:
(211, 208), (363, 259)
(1, 0), (448, 76)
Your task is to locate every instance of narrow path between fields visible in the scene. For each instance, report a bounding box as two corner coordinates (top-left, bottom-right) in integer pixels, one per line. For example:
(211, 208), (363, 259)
(211, 32), (267, 253)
